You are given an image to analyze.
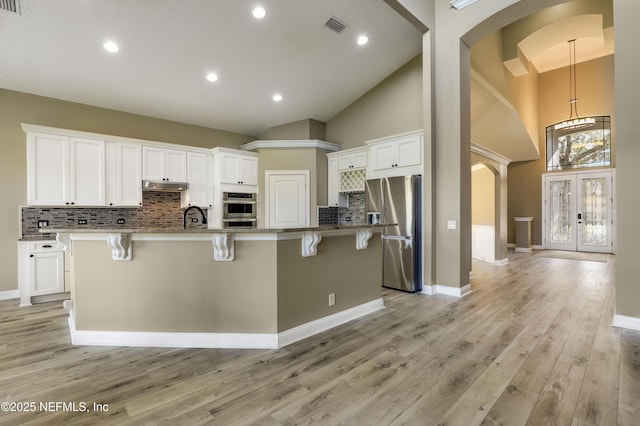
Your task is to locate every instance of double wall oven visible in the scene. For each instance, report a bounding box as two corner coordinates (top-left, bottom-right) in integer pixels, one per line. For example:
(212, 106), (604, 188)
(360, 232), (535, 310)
(222, 192), (257, 228)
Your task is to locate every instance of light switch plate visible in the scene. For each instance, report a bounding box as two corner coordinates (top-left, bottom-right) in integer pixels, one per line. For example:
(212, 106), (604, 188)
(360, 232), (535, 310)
(447, 220), (457, 230)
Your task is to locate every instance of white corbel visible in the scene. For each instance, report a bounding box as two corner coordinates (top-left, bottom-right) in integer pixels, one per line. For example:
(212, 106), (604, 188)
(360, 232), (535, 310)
(355, 229), (373, 250)
(212, 233), (235, 261)
(301, 231), (322, 257)
(56, 233), (72, 254)
(106, 233), (132, 261)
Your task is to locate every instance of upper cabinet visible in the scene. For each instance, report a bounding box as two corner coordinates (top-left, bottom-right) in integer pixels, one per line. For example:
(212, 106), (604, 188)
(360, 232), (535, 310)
(337, 150), (367, 171)
(212, 147), (258, 187)
(327, 156), (348, 207)
(326, 147), (368, 206)
(142, 146), (187, 182)
(27, 132), (106, 206)
(106, 142), (142, 207)
(367, 131), (423, 178)
(182, 152), (214, 208)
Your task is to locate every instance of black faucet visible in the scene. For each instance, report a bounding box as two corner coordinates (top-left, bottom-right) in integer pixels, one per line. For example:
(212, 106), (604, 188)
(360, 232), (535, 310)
(183, 206), (208, 229)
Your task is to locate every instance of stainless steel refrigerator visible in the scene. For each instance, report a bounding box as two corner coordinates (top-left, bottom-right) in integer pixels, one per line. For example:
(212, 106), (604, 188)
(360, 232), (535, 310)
(365, 175), (422, 292)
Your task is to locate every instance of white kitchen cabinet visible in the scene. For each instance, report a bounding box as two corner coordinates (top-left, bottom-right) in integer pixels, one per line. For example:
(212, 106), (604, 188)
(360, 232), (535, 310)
(327, 156), (348, 207)
(106, 142), (142, 207)
(367, 132), (423, 178)
(142, 146), (187, 182)
(337, 150), (367, 170)
(17, 241), (66, 304)
(212, 147), (258, 187)
(27, 132), (106, 206)
(30, 250), (65, 296)
(182, 152), (214, 208)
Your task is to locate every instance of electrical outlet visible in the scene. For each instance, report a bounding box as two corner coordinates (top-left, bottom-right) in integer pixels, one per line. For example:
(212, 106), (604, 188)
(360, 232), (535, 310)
(191, 218), (198, 223)
(78, 219), (87, 225)
(328, 293), (336, 306)
(447, 220), (457, 230)
(37, 220), (49, 228)
(117, 219), (125, 225)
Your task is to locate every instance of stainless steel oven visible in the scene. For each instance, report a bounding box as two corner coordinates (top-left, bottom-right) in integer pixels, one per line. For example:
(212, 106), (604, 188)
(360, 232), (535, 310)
(222, 192), (257, 228)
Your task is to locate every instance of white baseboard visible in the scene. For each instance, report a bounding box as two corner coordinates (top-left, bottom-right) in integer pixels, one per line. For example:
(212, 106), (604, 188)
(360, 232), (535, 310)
(507, 243), (516, 248)
(494, 258), (509, 266)
(421, 284), (472, 298)
(515, 247), (532, 253)
(613, 314), (640, 331)
(532, 245), (544, 250)
(68, 299), (385, 349)
(0, 290), (19, 301)
(278, 298), (384, 347)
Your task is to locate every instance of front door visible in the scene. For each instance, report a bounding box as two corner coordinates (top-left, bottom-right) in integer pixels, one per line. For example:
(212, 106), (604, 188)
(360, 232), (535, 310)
(543, 170), (614, 253)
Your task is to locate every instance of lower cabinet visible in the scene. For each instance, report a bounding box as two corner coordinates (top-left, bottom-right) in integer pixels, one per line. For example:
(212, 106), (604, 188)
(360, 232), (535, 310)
(18, 241), (66, 306)
(30, 251), (65, 297)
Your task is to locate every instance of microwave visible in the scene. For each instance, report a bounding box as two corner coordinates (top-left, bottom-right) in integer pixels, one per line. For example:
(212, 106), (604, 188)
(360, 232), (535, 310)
(222, 192), (257, 218)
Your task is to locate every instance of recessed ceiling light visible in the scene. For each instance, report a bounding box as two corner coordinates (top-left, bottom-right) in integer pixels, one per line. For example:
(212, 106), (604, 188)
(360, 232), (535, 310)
(103, 41), (119, 53)
(357, 35), (368, 46)
(272, 93), (282, 102)
(206, 72), (218, 82)
(252, 6), (266, 19)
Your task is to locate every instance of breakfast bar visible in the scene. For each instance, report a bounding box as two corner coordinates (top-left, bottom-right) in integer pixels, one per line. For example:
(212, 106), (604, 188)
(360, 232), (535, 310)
(52, 225), (384, 349)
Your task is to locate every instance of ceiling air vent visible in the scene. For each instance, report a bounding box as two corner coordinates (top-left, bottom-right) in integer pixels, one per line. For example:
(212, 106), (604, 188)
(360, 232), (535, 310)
(0, 0), (20, 14)
(324, 16), (347, 34)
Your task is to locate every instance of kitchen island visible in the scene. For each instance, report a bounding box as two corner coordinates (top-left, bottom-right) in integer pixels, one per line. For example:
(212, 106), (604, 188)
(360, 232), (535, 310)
(51, 225), (384, 349)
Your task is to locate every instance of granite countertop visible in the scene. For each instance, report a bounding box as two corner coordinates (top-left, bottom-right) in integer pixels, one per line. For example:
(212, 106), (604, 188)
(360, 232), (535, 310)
(39, 223), (388, 235)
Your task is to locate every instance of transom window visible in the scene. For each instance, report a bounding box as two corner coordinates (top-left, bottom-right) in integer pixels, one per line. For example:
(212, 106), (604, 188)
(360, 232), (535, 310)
(546, 115), (611, 171)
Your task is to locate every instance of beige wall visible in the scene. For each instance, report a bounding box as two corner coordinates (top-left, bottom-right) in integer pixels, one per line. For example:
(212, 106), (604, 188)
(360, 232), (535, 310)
(614, 0), (640, 318)
(256, 147), (330, 227)
(70, 234), (382, 335)
(0, 89), (254, 293)
(472, 166), (495, 226)
(507, 55), (615, 245)
(72, 240), (278, 333)
(276, 235), (382, 331)
(325, 54), (423, 149)
(259, 118), (326, 141)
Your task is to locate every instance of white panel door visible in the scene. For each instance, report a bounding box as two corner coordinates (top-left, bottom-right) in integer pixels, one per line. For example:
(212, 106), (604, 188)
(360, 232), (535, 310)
(267, 172), (308, 228)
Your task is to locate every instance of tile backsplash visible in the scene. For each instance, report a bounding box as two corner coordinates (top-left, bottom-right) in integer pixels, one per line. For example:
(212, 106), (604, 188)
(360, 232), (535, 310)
(318, 192), (366, 226)
(21, 192), (207, 240)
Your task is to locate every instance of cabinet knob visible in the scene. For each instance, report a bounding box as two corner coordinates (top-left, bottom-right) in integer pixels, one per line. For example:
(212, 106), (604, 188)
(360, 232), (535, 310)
(29, 254), (34, 258)
(109, 203), (113, 206)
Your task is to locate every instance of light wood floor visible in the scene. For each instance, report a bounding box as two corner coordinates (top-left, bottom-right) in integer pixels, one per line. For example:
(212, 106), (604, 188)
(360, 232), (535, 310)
(1, 251), (639, 425)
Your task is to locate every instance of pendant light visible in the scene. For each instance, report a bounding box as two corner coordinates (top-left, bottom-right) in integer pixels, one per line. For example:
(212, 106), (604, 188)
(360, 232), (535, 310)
(553, 39), (595, 131)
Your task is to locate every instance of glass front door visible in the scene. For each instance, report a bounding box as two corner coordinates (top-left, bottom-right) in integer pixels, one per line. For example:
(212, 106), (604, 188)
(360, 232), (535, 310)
(544, 170), (613, 253)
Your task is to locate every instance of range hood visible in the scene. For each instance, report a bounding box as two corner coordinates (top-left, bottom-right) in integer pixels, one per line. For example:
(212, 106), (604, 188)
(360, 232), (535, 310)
(142, 180), (189, 191)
